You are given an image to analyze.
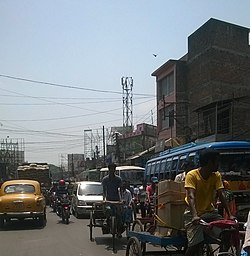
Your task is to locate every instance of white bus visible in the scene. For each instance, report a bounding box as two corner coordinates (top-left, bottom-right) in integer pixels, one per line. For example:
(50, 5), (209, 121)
(99, 165), (145, 187)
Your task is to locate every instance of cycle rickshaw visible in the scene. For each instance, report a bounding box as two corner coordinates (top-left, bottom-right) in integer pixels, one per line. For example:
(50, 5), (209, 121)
(88, 200), (133, 253)
(127, 184), (241, 256)
(126, 213), (241, 256)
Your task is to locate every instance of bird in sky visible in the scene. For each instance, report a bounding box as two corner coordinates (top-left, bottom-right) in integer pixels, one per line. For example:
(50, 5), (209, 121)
(153, 54), (157, 57)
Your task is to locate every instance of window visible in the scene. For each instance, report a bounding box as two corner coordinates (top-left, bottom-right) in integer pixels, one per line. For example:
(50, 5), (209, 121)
(217, 107), (230, 134)
(161, 104), (174, 129)
(155, 161), (161, 177)
(159, 159), (166, 181)
(5, 184), (35, 194)
(171, 156), (179, 179)
(202, 103), (230, 135)
(151, 162), (156, 175)
(165, 158), (172, 180)
(158, 72), (174, 100)
(178, 155), (187, 173)
(203, 108), (215, 135)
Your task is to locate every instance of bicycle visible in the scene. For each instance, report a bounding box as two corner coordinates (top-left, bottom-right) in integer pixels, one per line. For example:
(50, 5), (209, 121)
(199, 219), (241, 256)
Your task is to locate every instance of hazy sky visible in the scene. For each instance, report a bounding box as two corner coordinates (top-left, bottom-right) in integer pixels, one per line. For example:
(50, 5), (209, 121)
(0, 1), (249, 166)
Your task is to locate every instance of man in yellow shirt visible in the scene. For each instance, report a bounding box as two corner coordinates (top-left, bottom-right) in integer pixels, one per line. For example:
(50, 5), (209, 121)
(184, 148), (235, 256)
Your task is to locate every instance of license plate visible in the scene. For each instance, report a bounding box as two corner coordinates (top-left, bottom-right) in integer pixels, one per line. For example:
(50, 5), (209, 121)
(13, 201), (24, 209)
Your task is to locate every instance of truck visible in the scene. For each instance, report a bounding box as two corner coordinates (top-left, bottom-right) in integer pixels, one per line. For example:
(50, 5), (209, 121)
(17, 163), (51, 204)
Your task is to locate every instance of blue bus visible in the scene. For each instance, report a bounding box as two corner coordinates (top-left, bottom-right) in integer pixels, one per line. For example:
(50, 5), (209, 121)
(145, 141), (250, 220)
(145, 141), (250, 183)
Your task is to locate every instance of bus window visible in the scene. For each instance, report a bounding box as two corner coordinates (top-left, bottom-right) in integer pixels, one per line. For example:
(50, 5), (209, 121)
(165, 158), (172, 180)
(171, 156), (179, 179)
(159, 159), (166, 181)
(219, 151), (250, 178)
(192, 151), (200, 167)
(177, 155), (187, 174)
(145, 163), (152, 181)
(188, 152), (196, 163)
(151, 162), (156, 177)
(155, 160), (161, 179)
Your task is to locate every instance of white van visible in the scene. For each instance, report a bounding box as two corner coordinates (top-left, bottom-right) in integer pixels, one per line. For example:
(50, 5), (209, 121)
(71, 181), (103, 218)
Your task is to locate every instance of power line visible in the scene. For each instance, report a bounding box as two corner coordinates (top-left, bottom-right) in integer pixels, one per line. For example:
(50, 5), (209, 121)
(0, 74), (154, 97)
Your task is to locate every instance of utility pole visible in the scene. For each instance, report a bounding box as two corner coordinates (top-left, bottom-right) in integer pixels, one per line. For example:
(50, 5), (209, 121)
(102, 126), (106, 166)
(114, 132), (121, 164)
(71, 153), (75, 179)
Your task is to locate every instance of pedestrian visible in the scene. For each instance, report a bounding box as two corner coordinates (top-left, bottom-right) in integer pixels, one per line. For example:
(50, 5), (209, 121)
(146, 176), (158, 216)
(184, 148), (235, 256)
(222, 180), (237, 219)
(119, 180), (133, 225)
(138, 181), (148, 218)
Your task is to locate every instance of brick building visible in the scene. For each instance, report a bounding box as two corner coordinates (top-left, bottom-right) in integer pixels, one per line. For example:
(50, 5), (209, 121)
(106, 123), (157, 165)
(152, 18), (250, 149)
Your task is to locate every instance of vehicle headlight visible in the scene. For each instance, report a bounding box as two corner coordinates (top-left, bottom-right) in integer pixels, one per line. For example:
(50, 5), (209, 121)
(78, 200), (87, 206)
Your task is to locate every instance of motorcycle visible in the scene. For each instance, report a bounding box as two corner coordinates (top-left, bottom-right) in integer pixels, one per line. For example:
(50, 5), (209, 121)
(56, 194), (71, 224)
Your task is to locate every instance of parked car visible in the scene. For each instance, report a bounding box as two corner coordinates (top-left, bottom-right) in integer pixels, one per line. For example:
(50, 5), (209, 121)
(71, 181), (103, 218)
(0, 179), (46, 227)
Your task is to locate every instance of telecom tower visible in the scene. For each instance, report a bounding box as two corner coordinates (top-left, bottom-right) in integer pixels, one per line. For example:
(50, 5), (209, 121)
(121, 77), (133, 133)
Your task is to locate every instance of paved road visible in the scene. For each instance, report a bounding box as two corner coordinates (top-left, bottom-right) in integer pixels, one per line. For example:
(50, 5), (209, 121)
(0, 207), (183, 256)
(0, 207), (129, 256)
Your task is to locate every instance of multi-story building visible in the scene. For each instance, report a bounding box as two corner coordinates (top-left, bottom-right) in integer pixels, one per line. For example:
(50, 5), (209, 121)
(152, 18), (250, 149)
(106, 123), (157, 166)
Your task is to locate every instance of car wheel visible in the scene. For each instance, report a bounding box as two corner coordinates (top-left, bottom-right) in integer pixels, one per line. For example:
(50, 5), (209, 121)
(38, 213), (46, 227)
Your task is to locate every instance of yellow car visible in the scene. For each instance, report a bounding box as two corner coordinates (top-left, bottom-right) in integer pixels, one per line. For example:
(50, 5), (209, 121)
(0, 179), (46, 227)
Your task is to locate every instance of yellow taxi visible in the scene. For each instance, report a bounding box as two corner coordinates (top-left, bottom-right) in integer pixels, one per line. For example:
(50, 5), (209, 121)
(0, 179), (46, 227)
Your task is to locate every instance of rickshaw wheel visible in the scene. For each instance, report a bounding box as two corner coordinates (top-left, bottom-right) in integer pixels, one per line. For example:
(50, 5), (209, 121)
(132, 219), (143, 232)
(126, 237), (142, 256)
(89, 211), (94, 241)
(111, 216), (117, 253)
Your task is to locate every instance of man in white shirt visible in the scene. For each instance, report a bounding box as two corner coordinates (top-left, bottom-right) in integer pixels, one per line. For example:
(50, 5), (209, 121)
(174, 160), (195, 182)
(119, 180), (133, 228)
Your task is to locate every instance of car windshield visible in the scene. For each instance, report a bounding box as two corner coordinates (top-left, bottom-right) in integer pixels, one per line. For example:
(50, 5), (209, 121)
(4, 184), (35, 194)
(78, 184), (103, 196)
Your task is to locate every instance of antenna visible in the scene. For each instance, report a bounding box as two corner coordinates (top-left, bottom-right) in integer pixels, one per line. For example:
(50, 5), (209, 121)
(121, 76), (133, 133)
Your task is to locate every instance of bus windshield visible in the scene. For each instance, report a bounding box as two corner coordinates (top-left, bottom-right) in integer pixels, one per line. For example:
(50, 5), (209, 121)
(119, 170), (144, 185)
(99, 166), (145, 186)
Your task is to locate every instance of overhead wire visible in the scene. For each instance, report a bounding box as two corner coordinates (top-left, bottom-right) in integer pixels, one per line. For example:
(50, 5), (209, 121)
(0, 74), (156, 158)
(0, 74), (155, 97)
